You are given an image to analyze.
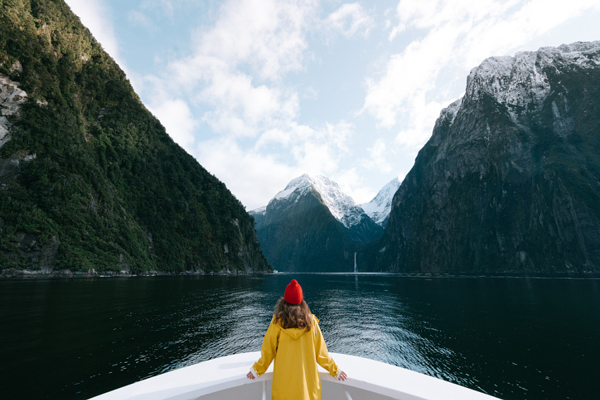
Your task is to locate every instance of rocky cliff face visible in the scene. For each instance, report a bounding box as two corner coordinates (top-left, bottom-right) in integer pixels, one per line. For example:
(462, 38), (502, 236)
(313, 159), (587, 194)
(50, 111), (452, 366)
(364, 42), (600, 274)
(0, 0), (269, 274)
(0, 73), (26, 149)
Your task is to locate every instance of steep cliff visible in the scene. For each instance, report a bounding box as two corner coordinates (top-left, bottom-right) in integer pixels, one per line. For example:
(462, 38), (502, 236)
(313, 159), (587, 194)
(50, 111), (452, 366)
(0, 0), (269, 273)
(364, 42), (600, 274)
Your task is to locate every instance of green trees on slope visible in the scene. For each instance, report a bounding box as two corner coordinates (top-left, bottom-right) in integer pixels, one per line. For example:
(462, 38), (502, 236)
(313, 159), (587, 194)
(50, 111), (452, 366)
(0, 0), (268, 272)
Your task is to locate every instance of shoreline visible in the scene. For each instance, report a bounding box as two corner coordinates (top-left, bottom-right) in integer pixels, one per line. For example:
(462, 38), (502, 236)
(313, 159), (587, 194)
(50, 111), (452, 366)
(1, 268), (598, 280)
(0, 268), (272, 279)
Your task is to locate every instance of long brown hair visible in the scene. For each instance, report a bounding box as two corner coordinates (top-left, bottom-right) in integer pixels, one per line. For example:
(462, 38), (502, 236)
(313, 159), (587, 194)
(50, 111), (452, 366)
(273, 297), (313, 332)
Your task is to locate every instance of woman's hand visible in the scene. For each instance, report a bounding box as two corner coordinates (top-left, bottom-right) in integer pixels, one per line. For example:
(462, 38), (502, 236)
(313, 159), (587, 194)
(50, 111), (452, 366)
(247, 371), (255, 380)
(337, 371), (347, 381)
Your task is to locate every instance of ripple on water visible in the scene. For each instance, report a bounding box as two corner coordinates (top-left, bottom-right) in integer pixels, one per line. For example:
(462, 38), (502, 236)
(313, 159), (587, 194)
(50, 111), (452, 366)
(2, 274), (600, 400)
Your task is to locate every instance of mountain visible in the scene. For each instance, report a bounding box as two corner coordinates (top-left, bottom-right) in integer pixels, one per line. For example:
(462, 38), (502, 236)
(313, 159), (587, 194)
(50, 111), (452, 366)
(0, 0), (269, 274)
(360, 177), (401, 227)
(251, 174), (382, 271)
(362, 41), (600, 274)
(271, 174), (383, 243)
(250, 206), (266, 228)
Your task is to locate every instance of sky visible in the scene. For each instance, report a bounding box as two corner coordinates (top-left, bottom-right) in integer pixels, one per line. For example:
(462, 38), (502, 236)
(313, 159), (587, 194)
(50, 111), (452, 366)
(64, 0), (600, 210)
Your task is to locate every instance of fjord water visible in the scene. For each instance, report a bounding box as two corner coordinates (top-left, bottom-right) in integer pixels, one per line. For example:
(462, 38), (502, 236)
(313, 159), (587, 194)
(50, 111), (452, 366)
(1, 275), (599, 400)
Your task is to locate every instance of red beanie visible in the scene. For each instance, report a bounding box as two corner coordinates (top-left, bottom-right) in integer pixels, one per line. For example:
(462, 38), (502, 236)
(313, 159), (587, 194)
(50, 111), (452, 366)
(284, 279), (303, 304)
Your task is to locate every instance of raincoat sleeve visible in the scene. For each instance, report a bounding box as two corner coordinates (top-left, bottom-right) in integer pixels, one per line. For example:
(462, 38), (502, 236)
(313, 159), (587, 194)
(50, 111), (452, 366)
(313, 316), (340, 377)
(252, 317), (279, 376)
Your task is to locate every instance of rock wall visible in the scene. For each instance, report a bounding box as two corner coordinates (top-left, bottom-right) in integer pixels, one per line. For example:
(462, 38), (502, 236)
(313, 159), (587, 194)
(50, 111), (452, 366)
(0, 74), (26, 149)
(363, 42), (600, 274)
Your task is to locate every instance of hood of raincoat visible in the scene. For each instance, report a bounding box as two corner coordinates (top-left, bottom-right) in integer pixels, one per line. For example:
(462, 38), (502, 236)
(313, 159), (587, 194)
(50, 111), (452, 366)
(277, 315), (319, 340)
(280, 327), (307, 340)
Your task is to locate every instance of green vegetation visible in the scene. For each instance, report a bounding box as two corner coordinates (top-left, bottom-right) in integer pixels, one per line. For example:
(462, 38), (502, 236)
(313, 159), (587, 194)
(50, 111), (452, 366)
(0, 0), (269, 273)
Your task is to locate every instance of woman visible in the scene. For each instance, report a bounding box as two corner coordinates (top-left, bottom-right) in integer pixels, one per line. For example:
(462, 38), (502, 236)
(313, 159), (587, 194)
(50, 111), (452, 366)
(247, 279), (347, 400)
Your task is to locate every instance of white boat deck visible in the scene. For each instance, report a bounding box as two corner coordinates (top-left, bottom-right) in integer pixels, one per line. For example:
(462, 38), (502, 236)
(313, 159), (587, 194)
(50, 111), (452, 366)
(90, 352), (501, 400)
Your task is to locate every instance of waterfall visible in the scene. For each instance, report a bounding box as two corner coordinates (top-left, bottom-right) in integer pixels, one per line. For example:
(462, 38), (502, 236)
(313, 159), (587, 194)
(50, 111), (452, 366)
(353, 252), (357, 273)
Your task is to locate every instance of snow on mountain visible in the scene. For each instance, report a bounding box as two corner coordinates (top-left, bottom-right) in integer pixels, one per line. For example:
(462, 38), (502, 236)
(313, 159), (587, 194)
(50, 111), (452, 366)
(360, 177), (401, 227)
(250, 206), (266, 215)
(432, 41), (600, 161)
(269, 174), (369, 229)
(466, 41), (600, 122)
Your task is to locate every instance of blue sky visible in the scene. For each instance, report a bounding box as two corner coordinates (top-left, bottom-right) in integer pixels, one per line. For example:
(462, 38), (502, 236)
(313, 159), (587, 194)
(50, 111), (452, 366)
(65, 0), (600, 210)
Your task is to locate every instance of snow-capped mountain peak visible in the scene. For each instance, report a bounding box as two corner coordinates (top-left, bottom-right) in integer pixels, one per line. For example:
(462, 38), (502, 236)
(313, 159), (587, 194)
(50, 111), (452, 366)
(270, 174), (367, 229)
(361, 177), (401, 227)
(273, 173), (313, 201)
(466, 41), (600, 118)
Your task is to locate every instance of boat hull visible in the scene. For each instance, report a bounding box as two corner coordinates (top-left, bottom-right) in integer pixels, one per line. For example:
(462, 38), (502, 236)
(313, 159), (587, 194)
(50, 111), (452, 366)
(89, 352), (501, 400)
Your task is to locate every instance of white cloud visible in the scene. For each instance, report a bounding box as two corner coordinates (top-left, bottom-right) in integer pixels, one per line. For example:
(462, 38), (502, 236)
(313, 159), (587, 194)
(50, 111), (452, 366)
(325, 3), (375, 38)
(130, 0), (367, 208)
(138, 0), (199, 17)
(138, 0), (317, 142)
(129, 0), (203, 30)
(193, 120), (354, 207)
(195, 69), (299, 137)
(257, 120), (354, 175)
(333, 168), (376, 204)
(388, 0), (519, 40)
(290, 121), (353, 174)
(128, 10), (155, 30)
(64, 0), (124, 67)
(364, 25), (459, 128)
(148, 99), (198, 153)
(394, 95), (448, 148)
(195, 138), (303, 210)
(192, 69), (297, 137)
(192, 0), (316, 81)
(364, 0), (600, 152)
(361, 138), (392, 173)
(457, 0), (600, 68)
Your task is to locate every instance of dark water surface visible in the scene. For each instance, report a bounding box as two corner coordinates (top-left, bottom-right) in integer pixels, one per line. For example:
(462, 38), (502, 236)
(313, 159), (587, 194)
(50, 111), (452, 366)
(1, 274), (599, 400)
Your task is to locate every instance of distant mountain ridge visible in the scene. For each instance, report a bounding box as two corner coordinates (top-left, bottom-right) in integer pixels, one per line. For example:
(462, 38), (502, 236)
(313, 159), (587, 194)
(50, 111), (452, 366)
(362, 41), (600, 274)
(360, 177), (401, 227)
(270, 174), (381, 236)
(251, 174), (382, 271)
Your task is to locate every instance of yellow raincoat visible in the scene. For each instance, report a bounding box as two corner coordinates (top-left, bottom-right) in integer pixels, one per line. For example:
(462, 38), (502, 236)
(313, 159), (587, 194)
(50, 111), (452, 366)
(252, 315), (339, 400)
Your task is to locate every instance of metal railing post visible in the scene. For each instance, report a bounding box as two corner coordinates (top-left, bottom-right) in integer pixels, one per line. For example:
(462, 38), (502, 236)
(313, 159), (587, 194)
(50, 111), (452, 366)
(343, 385), (353, 400)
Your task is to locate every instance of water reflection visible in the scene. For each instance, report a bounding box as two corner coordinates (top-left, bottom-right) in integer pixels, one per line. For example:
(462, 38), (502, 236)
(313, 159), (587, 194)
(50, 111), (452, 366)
(1, 275), (599, 400)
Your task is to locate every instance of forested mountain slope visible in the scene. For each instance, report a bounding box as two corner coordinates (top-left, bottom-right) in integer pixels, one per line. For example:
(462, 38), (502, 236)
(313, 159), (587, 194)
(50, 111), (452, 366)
(0, 0), (269, 273)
